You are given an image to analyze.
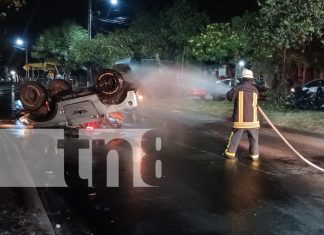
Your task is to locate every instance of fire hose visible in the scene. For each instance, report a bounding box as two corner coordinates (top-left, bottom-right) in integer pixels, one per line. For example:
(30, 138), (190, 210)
(258, 106), (324, 173)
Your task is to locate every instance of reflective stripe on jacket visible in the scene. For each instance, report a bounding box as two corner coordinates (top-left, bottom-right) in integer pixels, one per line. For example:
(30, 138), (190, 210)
(226, 80), (260, 129)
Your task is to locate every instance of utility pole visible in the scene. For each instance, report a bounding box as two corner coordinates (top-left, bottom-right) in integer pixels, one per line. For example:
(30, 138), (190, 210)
(25, 42), (29, 81)
(88, 0), (92, 39)
(88, 0), (93, 86)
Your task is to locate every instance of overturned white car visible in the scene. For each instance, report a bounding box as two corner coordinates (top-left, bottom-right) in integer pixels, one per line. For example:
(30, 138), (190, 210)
(18, 69), (138, 128)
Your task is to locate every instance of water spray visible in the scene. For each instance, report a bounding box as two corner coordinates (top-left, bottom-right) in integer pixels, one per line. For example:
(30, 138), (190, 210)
(258, 106), (324, 173)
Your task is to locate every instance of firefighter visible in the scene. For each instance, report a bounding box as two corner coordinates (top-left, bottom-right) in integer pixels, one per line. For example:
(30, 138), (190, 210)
(224, 68), (260, 161)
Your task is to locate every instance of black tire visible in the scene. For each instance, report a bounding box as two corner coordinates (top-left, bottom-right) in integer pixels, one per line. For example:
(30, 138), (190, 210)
(47, 79), (72, 97)
(29, 101), (58, 122)
(96, 69), (128, 104)
(212, 94), (223, 101)
(20, 82), (47, 111)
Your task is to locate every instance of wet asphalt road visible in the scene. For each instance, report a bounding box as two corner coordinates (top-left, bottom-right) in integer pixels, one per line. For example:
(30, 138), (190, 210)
(0, 86), (324, 235)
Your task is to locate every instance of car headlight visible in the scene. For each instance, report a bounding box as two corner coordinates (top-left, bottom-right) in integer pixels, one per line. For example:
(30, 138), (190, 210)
(291, 88), (295, 92)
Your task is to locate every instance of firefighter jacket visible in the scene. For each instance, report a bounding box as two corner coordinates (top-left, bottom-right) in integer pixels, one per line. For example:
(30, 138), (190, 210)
(226, 80), (260, 129)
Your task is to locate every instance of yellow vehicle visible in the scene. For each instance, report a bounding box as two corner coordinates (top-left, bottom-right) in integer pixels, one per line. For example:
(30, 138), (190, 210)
(23, 62), (61, 84)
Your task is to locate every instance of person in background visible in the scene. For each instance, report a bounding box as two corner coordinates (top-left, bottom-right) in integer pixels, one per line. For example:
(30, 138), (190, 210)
(224, 68), (260, 161)
(47, 70), (54, 79)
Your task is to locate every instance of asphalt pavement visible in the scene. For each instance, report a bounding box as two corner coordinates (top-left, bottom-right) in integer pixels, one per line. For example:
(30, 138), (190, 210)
(0, 89), (323, 234)
(40, 106), (324, 234)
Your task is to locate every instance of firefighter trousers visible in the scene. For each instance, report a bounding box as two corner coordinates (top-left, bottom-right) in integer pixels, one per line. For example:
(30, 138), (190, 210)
(225, 128), (259, 158)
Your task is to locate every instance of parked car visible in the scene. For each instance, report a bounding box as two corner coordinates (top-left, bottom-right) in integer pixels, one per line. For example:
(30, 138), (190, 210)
(184, 80), (208, 100)
(303, 79), (324, 93)
(291, 79), (324, 93)
(208, 78), (240, 100)
(186, 87), (207, 99)
(208, 78), (268, 101)
(302, 79), (324, 109)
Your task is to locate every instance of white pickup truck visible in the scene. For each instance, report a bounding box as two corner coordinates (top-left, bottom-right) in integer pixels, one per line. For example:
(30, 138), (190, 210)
(18, 69), (138, 128)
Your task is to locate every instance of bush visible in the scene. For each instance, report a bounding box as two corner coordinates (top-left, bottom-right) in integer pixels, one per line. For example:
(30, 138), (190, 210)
(260, 89), (287, 111)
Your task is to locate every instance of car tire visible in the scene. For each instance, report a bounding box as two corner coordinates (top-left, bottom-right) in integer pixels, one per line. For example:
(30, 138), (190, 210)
(20, 82), (48, 111)
(96, 69), (129, 104)
(212, 94), (223, 101)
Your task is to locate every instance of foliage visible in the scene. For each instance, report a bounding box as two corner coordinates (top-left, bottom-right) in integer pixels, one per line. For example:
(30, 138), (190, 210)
(31, 0), (208, 73)
(158, 0), (209, 60)
(32, 22), (133, 72)
(189, 0), (324, 61)
(188, 12), (273, 63)
(111, 13), (160, 58)
(68, 34), (133, 71)
(188, 22), (249, 62)
(0, 0), (26, 18)
(107, 0), (208, 61)
(260, 89), (288, 111)
(30, 0), (324, 83)
(188, 0), (324, 95)
(231, 13), (273, 62)
(258, 0), (324, 50)
(256, 0), (324, 93)
(32, 21), (88, 70)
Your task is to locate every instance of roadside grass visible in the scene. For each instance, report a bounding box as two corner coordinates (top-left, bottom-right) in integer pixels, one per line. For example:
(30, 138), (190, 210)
(260, 108), (324, 135)
(145, 98), (324, 135)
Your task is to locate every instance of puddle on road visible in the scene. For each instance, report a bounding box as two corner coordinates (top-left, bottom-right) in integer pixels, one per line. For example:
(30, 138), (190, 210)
(0, 88), (21, 120)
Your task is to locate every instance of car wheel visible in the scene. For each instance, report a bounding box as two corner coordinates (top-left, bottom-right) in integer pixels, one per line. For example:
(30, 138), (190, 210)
(96, 69), (129, 104)
(212, 94), (223, 101)
(20, 82), (48, 111)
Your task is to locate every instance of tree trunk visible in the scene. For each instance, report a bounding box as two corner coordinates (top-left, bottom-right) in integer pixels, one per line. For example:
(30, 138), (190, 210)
(181, 47), (186, 73)
(302, 63), (307, 86)
(278, 48), (287, 95)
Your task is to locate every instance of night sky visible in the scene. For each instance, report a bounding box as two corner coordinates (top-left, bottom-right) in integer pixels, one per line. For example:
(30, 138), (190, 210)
(3, 0), (259, 43)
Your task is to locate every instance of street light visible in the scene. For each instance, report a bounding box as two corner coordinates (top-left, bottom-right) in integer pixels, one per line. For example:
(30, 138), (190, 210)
(16, 39), (24, 46)
(15, 37), (29, 81)
(238, 60), (245, 67)
(88, 0), (119, 38)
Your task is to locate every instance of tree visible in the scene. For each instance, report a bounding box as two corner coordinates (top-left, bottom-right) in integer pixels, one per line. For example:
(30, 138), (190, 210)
(188, 0), (324, 94)
(108, 13), (160, 58)
(106, 0), (208, 62)
(68, 33), (133, 72)
(188, 22), (249, 63)
(32, 21), (134, 76)
(158, 0), (209, 61)
(258, 0), (323, 50)
(257, 0), (324, 92)
(0, 0), (26, 18)
(32, 21), (88, 70)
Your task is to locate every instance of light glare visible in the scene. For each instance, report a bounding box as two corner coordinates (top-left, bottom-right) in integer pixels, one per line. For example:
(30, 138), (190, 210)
(16, 39), (24, 46)
(238, 60), (245, 67)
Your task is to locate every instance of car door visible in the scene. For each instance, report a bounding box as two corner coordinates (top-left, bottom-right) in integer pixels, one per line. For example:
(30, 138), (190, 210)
(211, 79), (232, 99)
